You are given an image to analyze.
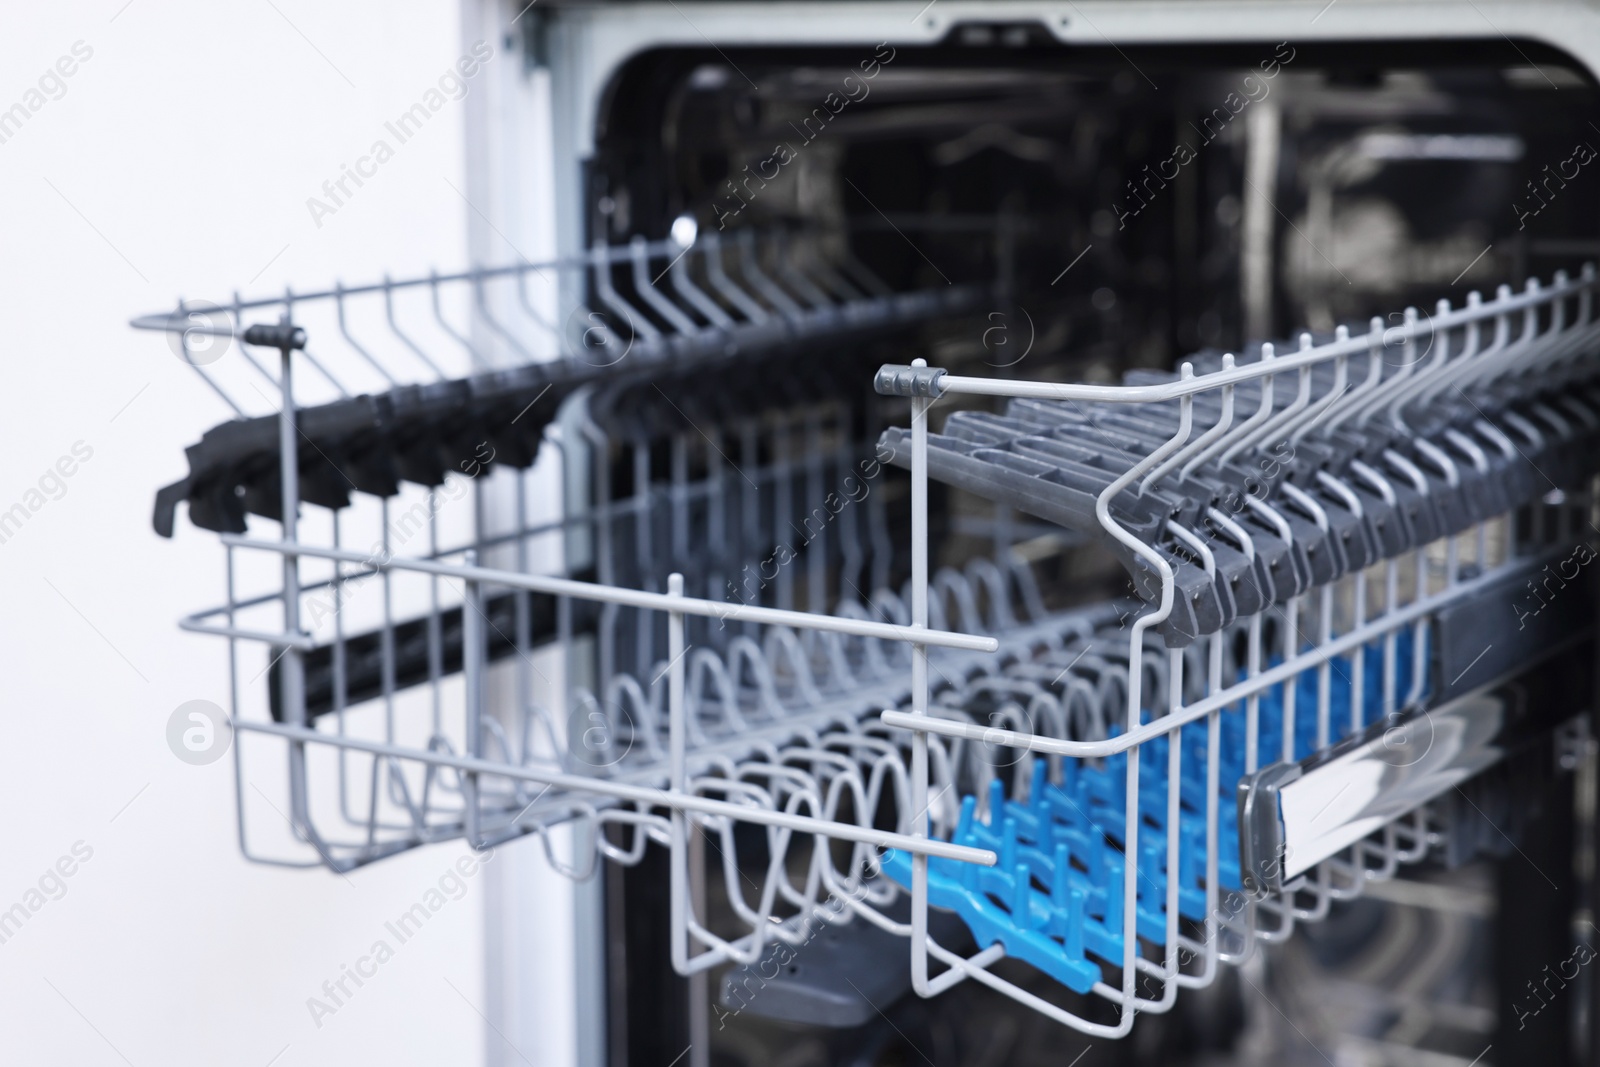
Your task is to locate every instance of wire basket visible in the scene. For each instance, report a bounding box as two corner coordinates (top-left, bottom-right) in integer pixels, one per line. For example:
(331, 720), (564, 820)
(137, 242), (1599, 1036)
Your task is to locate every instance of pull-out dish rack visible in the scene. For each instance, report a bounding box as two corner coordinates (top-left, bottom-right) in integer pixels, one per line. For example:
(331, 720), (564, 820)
(135, 233), (1599, 1039)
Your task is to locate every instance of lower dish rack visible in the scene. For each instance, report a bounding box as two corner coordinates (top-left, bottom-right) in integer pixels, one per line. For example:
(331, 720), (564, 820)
(143, 253), (1600, 1038)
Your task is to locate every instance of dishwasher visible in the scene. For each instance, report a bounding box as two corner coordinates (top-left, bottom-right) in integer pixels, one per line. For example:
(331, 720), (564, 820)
(133, 3), (1600, 1064)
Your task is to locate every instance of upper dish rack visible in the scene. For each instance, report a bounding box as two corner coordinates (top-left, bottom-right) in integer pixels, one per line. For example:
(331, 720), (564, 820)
(135, 227), (986, 539)
(134, 240), (1598, 1039)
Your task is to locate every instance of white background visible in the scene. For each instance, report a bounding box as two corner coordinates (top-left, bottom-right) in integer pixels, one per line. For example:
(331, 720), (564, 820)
(0, 2), (524, 1062)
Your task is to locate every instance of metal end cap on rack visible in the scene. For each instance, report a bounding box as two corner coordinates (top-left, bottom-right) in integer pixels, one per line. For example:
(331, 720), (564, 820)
(875, 363), (947, 398)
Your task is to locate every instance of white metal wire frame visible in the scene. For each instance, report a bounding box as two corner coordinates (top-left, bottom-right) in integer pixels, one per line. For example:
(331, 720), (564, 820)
(160, 263), (1597, 1038)
(877, 268), (1600, 1034)
(130, 227), (944, 414)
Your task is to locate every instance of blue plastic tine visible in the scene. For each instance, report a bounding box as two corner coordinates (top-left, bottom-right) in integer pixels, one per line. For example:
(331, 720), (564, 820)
(1052, 843), (1072, 908)
(956, 794), (977, 842)
(1066, 887), (1087, 961)
(1013, 864), (1035, 928)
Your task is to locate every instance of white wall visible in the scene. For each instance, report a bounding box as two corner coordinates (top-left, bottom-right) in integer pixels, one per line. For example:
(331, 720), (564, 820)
(0, 2), (528, 1062)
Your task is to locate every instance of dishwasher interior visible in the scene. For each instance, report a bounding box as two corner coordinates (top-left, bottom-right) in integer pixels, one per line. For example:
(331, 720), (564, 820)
(139, 15), (1600, 1067)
